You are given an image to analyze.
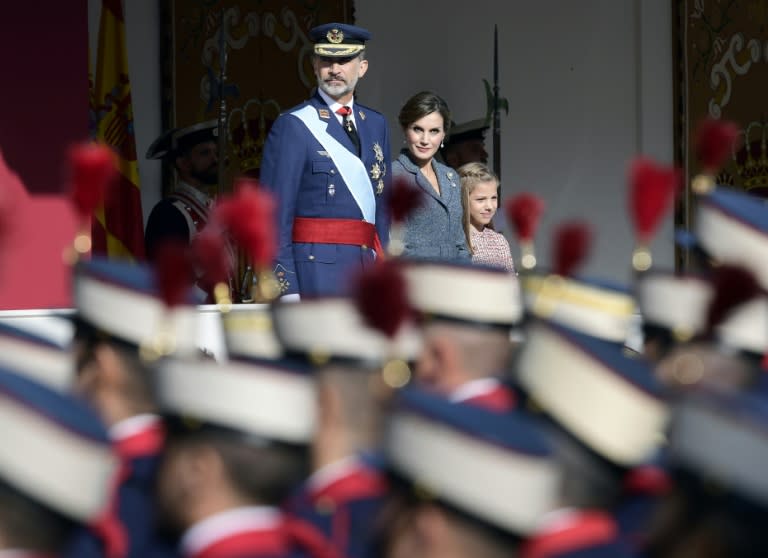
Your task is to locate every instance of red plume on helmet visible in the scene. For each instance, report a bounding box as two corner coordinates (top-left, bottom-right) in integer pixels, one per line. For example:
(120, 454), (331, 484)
(389, 177), (424, 223)
(552, 221), (592, 277)
(506, 193), (544, 242)
(628, 157), (682, 244)
(191, 227), (233, 289)
(212, 179), (276, 268)
(352, 260), (411, 339)
(627, 157), (681, 271)
(67, 142), (117, 221)
(153, 238), (195, 308)
(387, 177), (425, 257)
(505, 192), (545, 270)
(694, 118), (740, 174)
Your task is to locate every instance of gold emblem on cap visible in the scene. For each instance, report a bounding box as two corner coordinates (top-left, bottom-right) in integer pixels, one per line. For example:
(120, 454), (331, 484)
(327, 28), (344, 44)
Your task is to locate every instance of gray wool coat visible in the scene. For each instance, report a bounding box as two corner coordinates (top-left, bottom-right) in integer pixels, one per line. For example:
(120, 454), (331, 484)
(392, 150), (471, 261)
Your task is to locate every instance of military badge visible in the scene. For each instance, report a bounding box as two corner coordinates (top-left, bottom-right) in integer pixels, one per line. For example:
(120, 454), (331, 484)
(318, 109), (330, 119)
(327, 28), (344, 44)
(328, 183), (336, 197)
(370, 142), (387, 195)
(359, 110), (366, 121)
(274, 264), (292, 294)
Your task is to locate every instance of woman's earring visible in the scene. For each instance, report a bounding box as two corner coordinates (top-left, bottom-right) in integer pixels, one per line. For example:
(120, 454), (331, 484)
(440, 141), (444, 148)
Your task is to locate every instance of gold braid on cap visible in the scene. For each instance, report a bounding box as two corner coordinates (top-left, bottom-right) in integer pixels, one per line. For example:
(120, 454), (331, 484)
(314, 44), (365, 57)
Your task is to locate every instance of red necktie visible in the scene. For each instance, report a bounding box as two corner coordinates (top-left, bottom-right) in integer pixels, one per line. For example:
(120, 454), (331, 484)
(335, 106), (360, 154)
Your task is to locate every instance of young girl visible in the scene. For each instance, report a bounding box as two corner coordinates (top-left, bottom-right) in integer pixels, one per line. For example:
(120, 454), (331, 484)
(459, 162), (516, 272)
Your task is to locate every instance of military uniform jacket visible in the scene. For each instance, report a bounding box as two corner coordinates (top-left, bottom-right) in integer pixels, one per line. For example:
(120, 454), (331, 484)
(392, 151), (469, 262)
(144, 182), (212, 262)
(286, 455), (388, 558)
(63, 415), (177, 558)
(261, 92), (391, 297)
(179, 507), (340, 558)
(450, 378), (518, 412)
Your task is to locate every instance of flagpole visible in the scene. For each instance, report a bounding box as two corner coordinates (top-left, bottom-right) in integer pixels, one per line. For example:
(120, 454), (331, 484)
(493, 25), (501, 184)
(216, 9), (228, 199)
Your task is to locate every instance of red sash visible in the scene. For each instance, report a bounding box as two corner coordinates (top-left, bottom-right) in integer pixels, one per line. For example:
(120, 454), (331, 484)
(292, 217), (384, 259)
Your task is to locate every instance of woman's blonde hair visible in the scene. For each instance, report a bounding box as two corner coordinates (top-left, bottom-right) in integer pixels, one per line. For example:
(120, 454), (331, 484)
(459, 162), (499, 255)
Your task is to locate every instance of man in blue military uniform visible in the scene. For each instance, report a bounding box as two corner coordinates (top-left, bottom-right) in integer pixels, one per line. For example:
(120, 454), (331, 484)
(261, 22), (391, 298)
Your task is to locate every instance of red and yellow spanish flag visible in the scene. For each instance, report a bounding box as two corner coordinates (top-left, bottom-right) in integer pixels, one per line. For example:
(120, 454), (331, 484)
(90, 0), (144, 260)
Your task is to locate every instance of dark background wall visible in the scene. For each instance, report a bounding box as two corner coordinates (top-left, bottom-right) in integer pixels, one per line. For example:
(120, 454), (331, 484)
(1, 2), (88, 193)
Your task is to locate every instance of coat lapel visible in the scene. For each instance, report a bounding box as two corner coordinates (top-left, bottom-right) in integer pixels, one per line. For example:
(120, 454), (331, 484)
(401, 154), (445, 206)
(440, 167), (458, 206)
(311, 93), (358, 155)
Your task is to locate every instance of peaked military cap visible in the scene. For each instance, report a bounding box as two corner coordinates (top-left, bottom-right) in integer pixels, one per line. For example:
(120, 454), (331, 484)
(73, 257), (201, 357)
(445, 118), (489, 145)
(403, 260), (523, 330)
(515, 319), (669, 467)
(146, 119), (218, 160)
(271, 296), (421, 365)
(156, 355), (316, 446)
(696, 186), (768, 289)
(384, 387), (561, 536)
(635, 271), (713, 343)
(310, 23), (371, 58)
(0, 364), (118, 521)
(521, 272), (636, 344)
(0, 319), (73, 390)
(669, 387), (768, 508)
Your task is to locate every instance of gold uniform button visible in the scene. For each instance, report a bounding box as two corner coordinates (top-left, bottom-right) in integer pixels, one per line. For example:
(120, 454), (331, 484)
(308, 255), (315, 260)
(361, 244), (368, 250)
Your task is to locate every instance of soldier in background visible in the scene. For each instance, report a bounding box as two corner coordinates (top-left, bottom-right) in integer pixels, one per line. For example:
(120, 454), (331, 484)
(144, 120), (219, 263)
(440, 118), (489, 169)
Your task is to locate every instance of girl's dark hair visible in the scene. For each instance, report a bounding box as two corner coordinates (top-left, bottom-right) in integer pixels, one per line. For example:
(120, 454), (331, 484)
(398, 91), (451, 134)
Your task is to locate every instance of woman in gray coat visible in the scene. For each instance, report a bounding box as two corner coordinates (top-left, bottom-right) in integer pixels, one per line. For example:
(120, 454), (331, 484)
(392, 91), (470, 261)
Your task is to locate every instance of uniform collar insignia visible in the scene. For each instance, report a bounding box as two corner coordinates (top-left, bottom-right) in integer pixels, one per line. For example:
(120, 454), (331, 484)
(358, 110), (366, 120)
(318, 108), (331, 119)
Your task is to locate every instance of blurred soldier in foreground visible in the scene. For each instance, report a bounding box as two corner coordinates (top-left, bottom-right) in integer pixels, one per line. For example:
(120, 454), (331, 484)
(153, 351), (338, 558)
(403, 260), (521, 411)
(378, 387), (563, 558)
(272, 296), (420, 558)
(68, 257), (201, 558)
(514, 319), (668, 554)
(0, 364), (119, 556)
(644, 387), (768, 558)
